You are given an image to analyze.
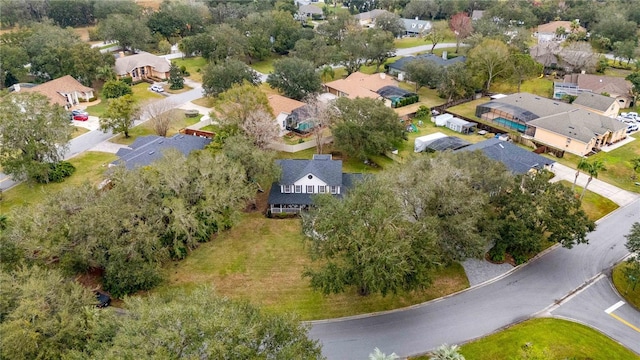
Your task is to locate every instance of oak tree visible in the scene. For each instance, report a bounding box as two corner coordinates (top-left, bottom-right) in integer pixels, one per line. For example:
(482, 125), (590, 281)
(267, 57), (322, 100)
(99, 95), (139, 138)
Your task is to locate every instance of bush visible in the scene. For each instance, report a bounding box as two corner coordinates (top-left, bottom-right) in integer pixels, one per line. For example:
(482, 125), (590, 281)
(34, 161), (76, 183)
(121, 76), (133, 85)
(103, 257), (163, 298)
(489, 242), (507, 263)
(102, 80), (133, 99)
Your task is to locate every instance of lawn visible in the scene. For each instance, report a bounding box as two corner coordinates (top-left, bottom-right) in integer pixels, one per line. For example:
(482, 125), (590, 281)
(250, 55), (282, 74)
(0, 151), (116, 216)
(276, 144), (393, 173)
(171, 56), (208, 83)
(588, 134), (640, 192)
(71, 126), (89, 139)
(455, 318), (639, 360)
(558, 180), (619, 221)
(612, 261), (640, 310)
(110, 109), (202, 145)
(158, 211), (468, 320)
(491, 76), (555, 98)
(86, 83), (163, 118)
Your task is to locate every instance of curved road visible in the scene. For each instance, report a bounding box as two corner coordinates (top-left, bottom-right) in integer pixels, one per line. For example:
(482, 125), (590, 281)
(309, 199), (640, 359)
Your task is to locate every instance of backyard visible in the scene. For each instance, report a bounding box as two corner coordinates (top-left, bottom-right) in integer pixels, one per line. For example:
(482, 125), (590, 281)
(171, 56), (208, 83)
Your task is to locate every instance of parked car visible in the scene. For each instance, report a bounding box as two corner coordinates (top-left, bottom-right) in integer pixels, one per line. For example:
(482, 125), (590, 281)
(627, 123), (639, 133)
(95, 291), (111, 308)
(71, 109), (88, 116)
(150, 84), (164, 93)
(72, 113), (89, 121)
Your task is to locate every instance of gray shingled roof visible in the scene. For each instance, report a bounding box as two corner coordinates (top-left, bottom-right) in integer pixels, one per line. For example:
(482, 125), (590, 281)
(458, 138), (555, 174)
(401, 18), (432, 33)
(572, 92), (616, 112)
(267, 173), (364, 206)
(478, 93), (574, 122)
(112, 134), (211, 169)
(528, 108), (627, 143)
(114, 51), (171, 76)
(425, 136), (471, 151)
(277, 157), (343, 186)
(388, 54), (466, 72)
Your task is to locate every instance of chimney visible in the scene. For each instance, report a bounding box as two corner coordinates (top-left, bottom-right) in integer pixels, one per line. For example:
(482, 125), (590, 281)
(415, 17), (419, 20)
(442, 51), (447, 60)
(379, 73), (386, 79)
(581, 70), (585, 74)
(13, 83), (20, 92)
(119, 51), (125, 58)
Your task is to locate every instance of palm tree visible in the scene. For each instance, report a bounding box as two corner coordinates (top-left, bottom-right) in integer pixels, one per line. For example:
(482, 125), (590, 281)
(321, 65), (335, 83)
(572, 158), (589, 192)
(581, 159), (606, 200)
(369, 348), (399, 360)
(431, 343), (465, 360)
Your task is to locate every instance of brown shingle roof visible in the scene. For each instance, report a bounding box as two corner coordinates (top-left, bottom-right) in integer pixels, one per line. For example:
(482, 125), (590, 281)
(324, 72), (397, 100)
(268, 94), (305, 116)
(537, 21), (585, 34)
(114, 51), (171, 76)
(22, 75), (93, 107)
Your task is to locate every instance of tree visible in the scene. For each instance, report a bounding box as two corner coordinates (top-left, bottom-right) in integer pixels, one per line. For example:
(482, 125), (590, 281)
(316, 11), (354, 46)
(403, 0), (438, 20)
(624, 222), (640, 291)
(613, 40), (637, 66)
(338, 29), (369, 75)
(375, 12), (405, 38)
(47, 0), (93, 27)
(467, 38), (511, 91)
(424, 21), (450, 53)
(267, 57), (322, 100)
(147, 1), (207, 41)
(142, 99), (176, 137)
(592, 13), (638, 48)
(320, 65), (335, 82)
(580, 160), (606, 200)
(215, 81), (274, 137)
(0, 93), (72, 182)
(509, 53), (542, 93)
(302, 176), (438, 296)
(93, 0), (141, 20)
(438, 62), (477, 102)
(221, 136), (281, 192)
(364, 28), (396, 72)
(631, 157), (640, 180)
(573, 158), (589, 192)
(98, 14), (152, 52)
(431, 344), (465, 360)
(0, 45), (28, 88)
(449, 12), (472, 53)
(555, 26), (567, 39)
(626, 72), (640, 101)
(101, 80), (133, 99)
(293, 36), (336, 68)
(168, 62), (184, 90)
(302, 94), (338, 154)
(99, 95), (139, 138)
(202, 59), (260, 97)
(405, 58), (443, 91)
(331, 97), (405, 160)
(369, 347), (399, 360)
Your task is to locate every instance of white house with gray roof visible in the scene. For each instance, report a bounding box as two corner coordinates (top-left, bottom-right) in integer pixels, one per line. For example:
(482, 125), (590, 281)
(267, 154), (362, 214)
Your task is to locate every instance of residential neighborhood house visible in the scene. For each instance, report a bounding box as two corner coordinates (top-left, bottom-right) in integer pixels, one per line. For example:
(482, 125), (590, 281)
(17, 75), (94, 109)
(267, 154), (362, 214)
(529, 42), (597, 73)
(534, 20), (586, 43)
(114, 51), (171, 81)
(298, 4), (324, 20)
(571, 92), (620, 118)
(267, 94), (306, 135)
(111, 134), (211, 169)
(458, 138), (555, 174)
(553, 73), (634, 108)
(323, 71), (397, 103)
(475, 92), (627, 156)
(387, 53), (466, 80)
(354, 9), (390, 26)
(401, 18), (432, 36)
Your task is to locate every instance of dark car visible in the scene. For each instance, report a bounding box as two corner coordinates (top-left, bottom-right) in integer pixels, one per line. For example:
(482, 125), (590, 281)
(95, 291), (111, 308)
(72, 113), (89, 121)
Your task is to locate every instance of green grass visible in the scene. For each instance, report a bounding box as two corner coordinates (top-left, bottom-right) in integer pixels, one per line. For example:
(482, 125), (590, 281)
(110, 109), (202, 145)
(612, 262), (640, 310)
(456, 318), (640, 360)
(86, 83), (163, 118)
(276, 144), (393, 173)
(0, 151), (116, 216)
(360, 56), (401, 75)
(250, 55), (282, 74)
(71, 126), (89, 139)
(557, 180), (619, 221)
(158, 211), (468, 320)
(491, 76), (555, 98)
(394, 37), (429, 49)
(171, 56), (208, 83)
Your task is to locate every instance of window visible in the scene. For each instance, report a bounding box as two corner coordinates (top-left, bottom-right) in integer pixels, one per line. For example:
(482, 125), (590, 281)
(318, 186), (325, 193)
(283, 185), (291, 193)
(307, 185), (314, 193)
(295, 185), (302, 193)
(330, 186), (338, 194)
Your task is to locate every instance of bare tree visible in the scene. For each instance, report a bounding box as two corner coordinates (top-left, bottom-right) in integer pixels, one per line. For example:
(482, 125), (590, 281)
(302, 95), (337, 154)
(241, 109), (280, 150)
(143, 99), (177, 137)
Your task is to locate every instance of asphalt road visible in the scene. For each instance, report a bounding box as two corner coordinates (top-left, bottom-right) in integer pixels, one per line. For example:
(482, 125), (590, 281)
(309, 199), (640, 359)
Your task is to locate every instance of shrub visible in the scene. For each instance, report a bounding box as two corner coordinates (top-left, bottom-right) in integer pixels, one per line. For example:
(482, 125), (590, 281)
(489, 242), (507, 263)
(121, 76), (133, 85)
(102, 80), (133, 99)
(34, 161), (76, 183)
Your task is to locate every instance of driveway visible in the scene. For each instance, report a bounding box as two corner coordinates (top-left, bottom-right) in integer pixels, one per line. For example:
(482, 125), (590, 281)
(72, 115), (100, 131)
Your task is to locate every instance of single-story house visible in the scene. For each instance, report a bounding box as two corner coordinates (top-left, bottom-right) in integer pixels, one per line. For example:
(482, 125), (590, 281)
(527, 108), (627, 156)
(19, 75), (94, 109)
(401, 18), (432, 36)
(267, 154), (362, 214)
(323, 71), (398, 102)
(553, 73), (634, 108)
(414, 132), (471, 152)
(535, 21), (586, 43)
(375, 85), (418, 108)
(115, 51), (171, 81)
(267, 94), (306, 135)
(572, 92), (620, 118)
(354, 9), (390, 26)
(529, 42), (597, 73)
(111, 134), (211, 169)
(458, 138), (555, 174)
(298, 4), (324, 19)
(387, 53), (466, 80)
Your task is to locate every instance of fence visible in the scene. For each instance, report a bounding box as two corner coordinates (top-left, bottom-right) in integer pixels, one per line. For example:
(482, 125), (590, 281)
(267, 136), (333, 153)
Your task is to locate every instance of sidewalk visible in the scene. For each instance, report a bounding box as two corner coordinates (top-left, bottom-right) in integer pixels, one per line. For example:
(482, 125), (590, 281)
(550, 163), (639, 206)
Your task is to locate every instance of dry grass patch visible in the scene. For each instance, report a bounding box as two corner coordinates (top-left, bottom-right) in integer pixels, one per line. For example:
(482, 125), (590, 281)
(71, 126), (90, 139)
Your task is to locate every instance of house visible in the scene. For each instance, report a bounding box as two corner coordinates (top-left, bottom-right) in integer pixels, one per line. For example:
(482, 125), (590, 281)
(19, 75), (94, 109)
(267, 154), (362, 214)
(572, 92), (620, 118)
(401, 18), (432, 36)
(529, 42), (597, 73)
(268, 94), (306, 135)
(354, 9), (390, 26)
(114, 51), (171, 81)
(323, 71), (398, 102)
(387, 53), (466, 80)
(111, 134), (211, 169)
(414, 132), (470, 152)
(535, 21), (586, 43)
(527, 108), (627, 156)
(458, 138), (555, 174)
(375, 85), (418, 108)
(475, 92), (628, 156)
(553, 73), (634, 108)
(298, 4), (324, 19)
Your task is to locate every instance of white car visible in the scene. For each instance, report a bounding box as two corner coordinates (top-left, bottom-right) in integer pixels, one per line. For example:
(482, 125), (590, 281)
(627, 123), (639, 133)
(150, 84), (164, 93)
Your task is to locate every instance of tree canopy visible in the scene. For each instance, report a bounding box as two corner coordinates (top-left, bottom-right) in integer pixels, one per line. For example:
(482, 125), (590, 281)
(267, 57), (322, 100)
(99, 95), (139, 138)
(202, 59), (260, 97)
